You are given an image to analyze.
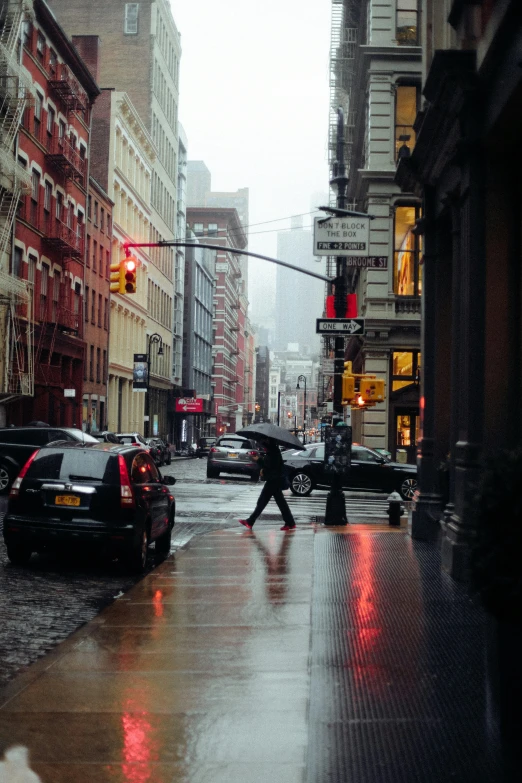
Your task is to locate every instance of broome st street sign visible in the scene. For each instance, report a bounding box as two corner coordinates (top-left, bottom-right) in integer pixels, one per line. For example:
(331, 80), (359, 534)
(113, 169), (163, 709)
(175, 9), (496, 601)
(316, 318), (365, 335)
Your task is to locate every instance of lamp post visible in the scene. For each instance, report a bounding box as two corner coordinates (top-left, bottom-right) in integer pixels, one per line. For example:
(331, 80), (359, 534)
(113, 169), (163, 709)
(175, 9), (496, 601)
(296, 375), (307, 444)
(146, 333), (163, 438)
(325, 107), (350, 525)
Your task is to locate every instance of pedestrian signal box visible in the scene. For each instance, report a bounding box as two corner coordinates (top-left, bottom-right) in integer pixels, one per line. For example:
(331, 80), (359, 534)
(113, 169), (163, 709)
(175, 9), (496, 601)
(359, 377), (385, 405)
(342, 371), (355, 404)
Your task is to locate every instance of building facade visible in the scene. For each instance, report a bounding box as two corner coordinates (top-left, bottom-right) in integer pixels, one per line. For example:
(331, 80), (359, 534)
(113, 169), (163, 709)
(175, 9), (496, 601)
(181, 232), (214, 445)
(395, 0), (522, 577)
(187, 206), (247, 435)
(48, 0), (182, 436)
(89, 87), (154, 435)
(83, 175), (112, 433)
(326, 0), (422, 461)
(0, 0), (35, 426)
(255, 345), (270, 422)
(7, 0), (99, 427)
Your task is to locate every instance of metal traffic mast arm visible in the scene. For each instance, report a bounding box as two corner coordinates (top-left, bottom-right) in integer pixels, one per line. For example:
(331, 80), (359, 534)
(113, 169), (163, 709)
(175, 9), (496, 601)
(122, 241), (333, 283)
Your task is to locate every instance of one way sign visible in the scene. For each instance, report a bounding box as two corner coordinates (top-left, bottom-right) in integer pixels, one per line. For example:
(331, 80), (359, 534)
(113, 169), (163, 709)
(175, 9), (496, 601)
(316, 318), (365, 335)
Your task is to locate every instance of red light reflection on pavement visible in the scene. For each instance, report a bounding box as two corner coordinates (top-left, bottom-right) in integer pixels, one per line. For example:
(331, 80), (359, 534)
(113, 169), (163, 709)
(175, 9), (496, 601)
(121, 703), (158, 783)
(153, 590), (164, 618)
(350, 534), (381, 686)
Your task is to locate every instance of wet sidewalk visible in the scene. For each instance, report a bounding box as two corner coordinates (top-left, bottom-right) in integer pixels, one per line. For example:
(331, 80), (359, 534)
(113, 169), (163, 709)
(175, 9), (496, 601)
(0, 523), (506, 782)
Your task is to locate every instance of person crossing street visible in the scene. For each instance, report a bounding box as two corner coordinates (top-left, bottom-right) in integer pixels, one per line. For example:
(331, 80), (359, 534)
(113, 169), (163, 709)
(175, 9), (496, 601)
(239, 436), (296, 531)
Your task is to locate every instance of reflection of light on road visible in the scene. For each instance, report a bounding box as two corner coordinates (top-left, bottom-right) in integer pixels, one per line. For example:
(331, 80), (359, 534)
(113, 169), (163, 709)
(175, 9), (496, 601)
(351, 534), (381, 686)
(122, 698), (158, 783)
(153, 590), (163, 618)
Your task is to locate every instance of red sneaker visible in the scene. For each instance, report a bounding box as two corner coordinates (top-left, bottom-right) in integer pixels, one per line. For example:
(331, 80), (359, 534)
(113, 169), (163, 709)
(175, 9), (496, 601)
(239, 519), (253, 530)
(280, 525), (296, 531)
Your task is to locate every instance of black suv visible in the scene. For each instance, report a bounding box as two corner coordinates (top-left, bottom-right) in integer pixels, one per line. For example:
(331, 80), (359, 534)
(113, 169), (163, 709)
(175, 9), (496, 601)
(0, 427), (98, 494)
(3, 442), (176, 572)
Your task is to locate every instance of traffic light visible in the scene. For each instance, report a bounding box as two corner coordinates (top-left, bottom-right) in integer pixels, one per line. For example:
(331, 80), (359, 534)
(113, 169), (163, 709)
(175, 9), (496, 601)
(287, 411), (292, 419)
(109, 260), (121, 293)
(342, 361), (355, 404)
(122, 256), (137, 294)
(358, 377), (385, 406)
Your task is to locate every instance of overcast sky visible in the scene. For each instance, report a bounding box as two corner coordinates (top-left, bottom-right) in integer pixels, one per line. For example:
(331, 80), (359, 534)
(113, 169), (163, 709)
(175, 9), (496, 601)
(171, 0), (331, 315)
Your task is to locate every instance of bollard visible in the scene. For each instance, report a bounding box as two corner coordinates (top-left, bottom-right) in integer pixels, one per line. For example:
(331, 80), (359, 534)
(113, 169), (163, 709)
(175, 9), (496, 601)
(387, 490), (404, 527)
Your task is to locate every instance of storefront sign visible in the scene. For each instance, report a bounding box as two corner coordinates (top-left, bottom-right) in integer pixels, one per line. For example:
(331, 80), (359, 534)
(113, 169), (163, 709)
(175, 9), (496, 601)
(175, 397), (204, 413)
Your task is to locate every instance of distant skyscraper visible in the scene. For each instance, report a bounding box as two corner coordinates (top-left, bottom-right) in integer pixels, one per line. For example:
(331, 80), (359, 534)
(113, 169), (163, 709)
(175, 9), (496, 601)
(274, 217), (325, 353)
(187, 161), (211, 206)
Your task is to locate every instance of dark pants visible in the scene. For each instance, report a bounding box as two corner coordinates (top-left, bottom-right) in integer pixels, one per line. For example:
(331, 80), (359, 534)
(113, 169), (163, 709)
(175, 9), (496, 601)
(247, 479), (295, 526)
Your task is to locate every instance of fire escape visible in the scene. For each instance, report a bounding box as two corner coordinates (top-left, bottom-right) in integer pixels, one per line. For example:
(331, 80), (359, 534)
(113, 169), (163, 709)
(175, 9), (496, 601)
(0, 0), (35, 404)
(34, 59), (87, 387)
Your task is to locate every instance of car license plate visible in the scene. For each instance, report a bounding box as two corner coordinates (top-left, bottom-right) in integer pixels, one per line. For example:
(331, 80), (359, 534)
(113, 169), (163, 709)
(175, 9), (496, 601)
(55, 495), (81, 507)
(228, 452), (239, 459)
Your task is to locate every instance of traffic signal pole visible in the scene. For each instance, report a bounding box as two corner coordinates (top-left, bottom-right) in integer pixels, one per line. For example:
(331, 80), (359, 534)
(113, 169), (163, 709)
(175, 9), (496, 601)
(325, 107), (350, 526)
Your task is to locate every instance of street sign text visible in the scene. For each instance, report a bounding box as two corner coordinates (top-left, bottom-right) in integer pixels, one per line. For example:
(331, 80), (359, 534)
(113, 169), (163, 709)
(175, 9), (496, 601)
(314, 217), (370, 257)
(316, 318), (365, 335)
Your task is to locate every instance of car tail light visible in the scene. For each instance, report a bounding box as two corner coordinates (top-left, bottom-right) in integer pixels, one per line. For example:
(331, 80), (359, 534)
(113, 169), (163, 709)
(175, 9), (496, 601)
(9, 450), (39, 498)
(118, 454), (135, 508)
(247, 451), (258, 457)
(209, 447), (219, 453)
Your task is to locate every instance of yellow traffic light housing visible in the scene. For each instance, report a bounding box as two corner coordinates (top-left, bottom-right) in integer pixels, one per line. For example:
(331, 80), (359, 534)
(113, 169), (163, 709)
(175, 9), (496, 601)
(109, 261), (121, 293)
(123, 256), (137, 294)
(358, 377), (385, 406)
(342, 372), (355, 404)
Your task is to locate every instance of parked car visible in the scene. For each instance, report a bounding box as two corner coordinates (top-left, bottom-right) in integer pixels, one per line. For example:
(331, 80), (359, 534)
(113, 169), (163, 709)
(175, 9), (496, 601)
(0, 426), (99, 495)
(196, 437), (216, 458)
(116, 432), (149, 448)
(283, 442), (418, 499)
(3, 442), (176, 573)
(148, 438), (171, 466)
(206, 435), (262, 480)
(93, 431), (123, 444)
(145, 438), (163, 466)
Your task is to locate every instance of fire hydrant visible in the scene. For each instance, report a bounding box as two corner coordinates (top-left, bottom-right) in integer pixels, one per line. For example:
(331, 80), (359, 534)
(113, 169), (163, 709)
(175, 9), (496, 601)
(387, 490), (404, 527)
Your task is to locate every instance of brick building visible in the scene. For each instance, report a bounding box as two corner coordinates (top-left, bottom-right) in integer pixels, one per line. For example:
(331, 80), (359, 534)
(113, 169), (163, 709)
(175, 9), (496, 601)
(82, 176), (113, 433)
(187, 207), (247, 435)
(7, 0), (99, 426)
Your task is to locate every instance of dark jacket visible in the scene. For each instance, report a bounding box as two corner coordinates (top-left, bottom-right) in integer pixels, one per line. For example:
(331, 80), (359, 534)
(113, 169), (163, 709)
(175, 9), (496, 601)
(258, 444), (285, 482)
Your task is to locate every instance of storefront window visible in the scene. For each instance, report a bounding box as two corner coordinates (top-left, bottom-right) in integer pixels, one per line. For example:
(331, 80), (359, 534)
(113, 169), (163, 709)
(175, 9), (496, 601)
(394, 205), (422, 296)
(395, 85), (418, 161)
(392, 350), (421, 391)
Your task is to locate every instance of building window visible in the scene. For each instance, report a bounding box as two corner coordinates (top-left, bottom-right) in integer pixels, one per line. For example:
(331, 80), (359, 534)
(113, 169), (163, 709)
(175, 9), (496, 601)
(44, 180), (52, 212)
(396, 0), (419, 45)
(30, 169), (40, 226)
(193, 223), (203, 236)
(104, 297), (109, 329)
(98, 293), (102, 327)
(56, 191), (63, 221)
(39, 264), (49, 321)
(49, 48), (57, 75)
(85, 286), (89, 322)
(395, 85), (419, 162)
(33, 93), (43, 140)
(46, 106), (55, 141)
(12, 246), (22, 277)
(93, 201), (98, 226)
(96, 347), (101, 383)
(92, 239), (97, 272)
(393, 204), (422, 296)
(103, 350), (107, 384)
(91, 289), (95, 323)
(22, 20), (32, 49)
(90, 345), (94, 381)
(391, 351), (421, 392)
(28, 254), (36, 285)
(74, 283), (81, 325)
(124, 3), (139, 34)
(207, 223), (218, 236)
(52, 271), (60, 321)
(36, 32), (45, 62)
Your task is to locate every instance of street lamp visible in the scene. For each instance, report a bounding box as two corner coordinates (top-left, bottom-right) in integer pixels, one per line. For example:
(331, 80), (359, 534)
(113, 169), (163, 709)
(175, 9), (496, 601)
(296, 375), (307, 444)
(146, 333), (163, 438)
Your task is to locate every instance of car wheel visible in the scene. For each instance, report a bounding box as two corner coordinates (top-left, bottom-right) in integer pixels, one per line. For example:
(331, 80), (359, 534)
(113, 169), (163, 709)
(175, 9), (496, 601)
(0, 463), (13, 495)
(155, 521), (172, 562)
(398, 477), (417, 500)
(125, 525), (149, 573)
(290, 471), (313, 497)
(6, 538), (32, 565)
(207, 467), (219, 479)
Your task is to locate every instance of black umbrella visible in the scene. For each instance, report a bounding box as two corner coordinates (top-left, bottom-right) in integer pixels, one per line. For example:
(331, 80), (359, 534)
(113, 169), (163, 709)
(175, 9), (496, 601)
(237, 422), (306, 450)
